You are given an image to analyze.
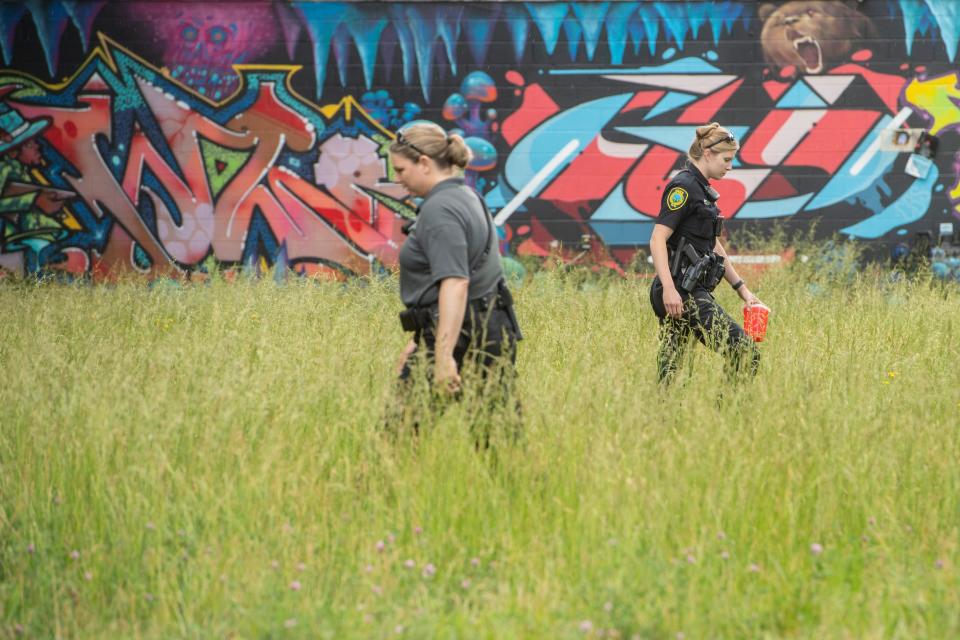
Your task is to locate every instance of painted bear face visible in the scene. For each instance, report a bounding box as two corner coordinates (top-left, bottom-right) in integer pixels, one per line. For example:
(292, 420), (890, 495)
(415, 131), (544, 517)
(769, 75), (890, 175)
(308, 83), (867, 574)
(759, 1), (876, 74)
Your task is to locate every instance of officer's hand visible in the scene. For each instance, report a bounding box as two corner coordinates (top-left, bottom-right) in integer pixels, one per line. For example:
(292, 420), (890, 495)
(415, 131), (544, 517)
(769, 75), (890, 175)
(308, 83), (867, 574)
(738, 286), (762, 307)
(434, 355), (461, 394)
(662, 286), (684, 319)
(395, 339), (417, 376)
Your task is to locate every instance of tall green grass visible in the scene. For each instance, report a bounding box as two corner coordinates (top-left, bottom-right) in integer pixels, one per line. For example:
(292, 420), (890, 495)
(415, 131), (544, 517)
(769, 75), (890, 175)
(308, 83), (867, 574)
(1, 261), (958, 639)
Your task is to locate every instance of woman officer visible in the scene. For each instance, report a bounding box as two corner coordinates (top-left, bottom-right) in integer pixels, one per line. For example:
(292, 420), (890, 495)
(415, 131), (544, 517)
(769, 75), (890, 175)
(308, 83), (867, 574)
(388, 122), (521, 431)
(649, 122), (765, 384)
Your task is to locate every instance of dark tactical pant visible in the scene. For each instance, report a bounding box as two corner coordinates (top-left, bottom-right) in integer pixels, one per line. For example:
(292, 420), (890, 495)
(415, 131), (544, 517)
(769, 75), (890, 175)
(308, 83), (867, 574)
(387, 305), (521, 444)
(650, 276), (760, 384)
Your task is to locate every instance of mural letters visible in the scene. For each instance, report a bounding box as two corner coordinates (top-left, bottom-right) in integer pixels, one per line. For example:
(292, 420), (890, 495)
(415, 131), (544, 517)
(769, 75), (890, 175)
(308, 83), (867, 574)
(0, 1), (958, 278)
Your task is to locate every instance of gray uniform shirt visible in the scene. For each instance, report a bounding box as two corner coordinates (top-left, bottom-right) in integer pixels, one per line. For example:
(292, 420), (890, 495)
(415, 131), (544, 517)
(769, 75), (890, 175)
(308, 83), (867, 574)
(399, 177), (503, 308)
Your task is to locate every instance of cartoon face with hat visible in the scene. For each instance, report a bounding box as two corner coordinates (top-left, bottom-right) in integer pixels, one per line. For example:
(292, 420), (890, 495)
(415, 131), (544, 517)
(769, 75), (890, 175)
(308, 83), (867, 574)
(0, 91), (74, 271)
(0, 98), (50, 157)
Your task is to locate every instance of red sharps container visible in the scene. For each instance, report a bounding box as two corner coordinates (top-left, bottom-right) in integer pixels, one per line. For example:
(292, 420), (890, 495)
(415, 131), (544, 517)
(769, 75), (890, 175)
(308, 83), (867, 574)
(743, 303), (770, 342)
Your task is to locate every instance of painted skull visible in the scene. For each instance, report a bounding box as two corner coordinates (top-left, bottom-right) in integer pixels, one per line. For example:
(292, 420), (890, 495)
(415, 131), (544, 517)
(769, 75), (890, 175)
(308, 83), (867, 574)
(124, 2), (278, 100)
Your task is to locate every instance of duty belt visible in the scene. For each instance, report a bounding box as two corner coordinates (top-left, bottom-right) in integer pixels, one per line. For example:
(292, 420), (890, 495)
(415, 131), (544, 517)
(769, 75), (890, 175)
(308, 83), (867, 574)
(668, 237), (726, 292)
(399, 278), (523, 340)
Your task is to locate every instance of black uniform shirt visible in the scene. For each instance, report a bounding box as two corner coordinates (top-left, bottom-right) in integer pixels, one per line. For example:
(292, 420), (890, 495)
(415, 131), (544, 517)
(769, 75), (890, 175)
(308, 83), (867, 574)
(656, 161), (722, 255)
(398, 177), (502, 308)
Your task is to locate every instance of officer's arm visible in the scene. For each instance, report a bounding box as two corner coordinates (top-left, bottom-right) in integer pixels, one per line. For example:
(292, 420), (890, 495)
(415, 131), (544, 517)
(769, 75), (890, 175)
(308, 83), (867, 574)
(650, 224), (676, 291)
(651, 224), (684, 318)
(436, 277), (468, 355)
(434, 276), (469, 388)
(714, 238), (761, 305)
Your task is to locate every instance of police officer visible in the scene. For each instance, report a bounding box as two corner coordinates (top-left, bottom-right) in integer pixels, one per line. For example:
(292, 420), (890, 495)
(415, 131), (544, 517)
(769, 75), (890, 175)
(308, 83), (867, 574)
(649, 123), (764, 384)
(388, 122), (521, 431)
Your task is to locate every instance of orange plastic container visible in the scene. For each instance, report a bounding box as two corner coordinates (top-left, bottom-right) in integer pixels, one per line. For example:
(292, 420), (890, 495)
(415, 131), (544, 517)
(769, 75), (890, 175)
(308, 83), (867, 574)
(743, 303), (770, 342)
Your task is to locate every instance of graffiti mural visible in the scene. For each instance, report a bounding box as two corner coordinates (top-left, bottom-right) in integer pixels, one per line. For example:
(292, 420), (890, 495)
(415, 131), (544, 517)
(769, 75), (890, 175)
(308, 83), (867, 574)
(0, 0), (958, 278)
(0, 40), (414, 279)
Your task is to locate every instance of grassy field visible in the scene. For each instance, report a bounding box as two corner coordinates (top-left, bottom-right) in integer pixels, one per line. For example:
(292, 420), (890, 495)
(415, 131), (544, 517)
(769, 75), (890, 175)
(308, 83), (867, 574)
(2, 256), (959, 639)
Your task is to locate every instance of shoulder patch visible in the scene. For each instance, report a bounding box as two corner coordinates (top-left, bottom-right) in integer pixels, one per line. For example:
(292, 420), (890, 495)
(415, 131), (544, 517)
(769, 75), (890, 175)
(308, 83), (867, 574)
(666, 186), (688, 211)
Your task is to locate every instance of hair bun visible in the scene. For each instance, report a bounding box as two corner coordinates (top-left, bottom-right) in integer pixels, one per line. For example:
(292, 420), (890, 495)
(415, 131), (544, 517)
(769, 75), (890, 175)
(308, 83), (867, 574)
(696, 123), (719, 139)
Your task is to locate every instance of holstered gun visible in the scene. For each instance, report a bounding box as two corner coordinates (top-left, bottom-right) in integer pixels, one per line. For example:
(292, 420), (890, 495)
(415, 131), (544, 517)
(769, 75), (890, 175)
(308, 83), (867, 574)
(677, 243), (726, 292)
(496, 279), (523, 340)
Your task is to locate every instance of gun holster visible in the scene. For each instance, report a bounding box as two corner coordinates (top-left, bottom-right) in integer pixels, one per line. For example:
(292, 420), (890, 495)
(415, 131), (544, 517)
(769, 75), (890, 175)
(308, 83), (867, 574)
(672, 241), (726, 292)
(398, 306), (432, 332)
(496, 279), (523, 340)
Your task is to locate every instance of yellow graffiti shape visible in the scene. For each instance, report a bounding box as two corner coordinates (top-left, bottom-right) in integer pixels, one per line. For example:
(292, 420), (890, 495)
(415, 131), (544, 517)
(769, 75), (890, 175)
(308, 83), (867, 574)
(906, 72), (960, 210)
(905, 73), (960, 136)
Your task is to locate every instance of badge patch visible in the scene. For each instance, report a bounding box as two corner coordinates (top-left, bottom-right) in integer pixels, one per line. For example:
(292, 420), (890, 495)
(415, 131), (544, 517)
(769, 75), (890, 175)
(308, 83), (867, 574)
(666, 186), (688, 211)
